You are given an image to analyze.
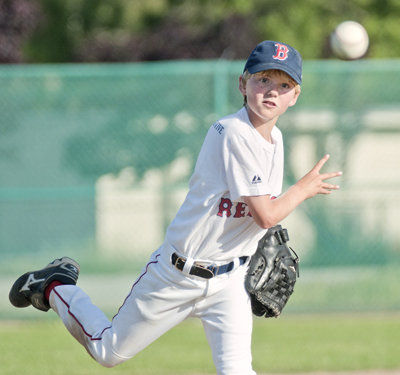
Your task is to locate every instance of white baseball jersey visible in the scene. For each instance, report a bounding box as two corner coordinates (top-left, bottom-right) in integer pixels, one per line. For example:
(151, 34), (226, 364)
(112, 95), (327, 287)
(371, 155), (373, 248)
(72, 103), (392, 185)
(47, 107), (285, 375)
(165, 106), (284, 262)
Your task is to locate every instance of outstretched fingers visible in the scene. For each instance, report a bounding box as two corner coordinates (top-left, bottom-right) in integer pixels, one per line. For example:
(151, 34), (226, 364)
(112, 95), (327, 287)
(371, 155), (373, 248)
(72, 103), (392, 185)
(315, 155), (342, 195)
(321, 171), (343, 181)
(314, 154), (343, 181)
(321, 182), (340, 191)
(312, 154), (331, 173)
(298, 154), (343, 199)
(320, 169), (342, 194)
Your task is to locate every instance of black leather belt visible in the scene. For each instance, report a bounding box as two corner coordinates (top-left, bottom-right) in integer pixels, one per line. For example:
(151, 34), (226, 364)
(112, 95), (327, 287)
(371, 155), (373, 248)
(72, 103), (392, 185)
(171, 252), (248, 279)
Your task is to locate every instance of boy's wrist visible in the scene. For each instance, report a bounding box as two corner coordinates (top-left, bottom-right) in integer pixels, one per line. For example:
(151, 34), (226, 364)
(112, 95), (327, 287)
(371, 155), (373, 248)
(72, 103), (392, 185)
(288, 183), (308, 203)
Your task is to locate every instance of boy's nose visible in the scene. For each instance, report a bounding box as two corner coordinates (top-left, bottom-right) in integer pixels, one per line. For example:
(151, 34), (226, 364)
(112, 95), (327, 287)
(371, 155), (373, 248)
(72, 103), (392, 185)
(265, 85), (279, 96)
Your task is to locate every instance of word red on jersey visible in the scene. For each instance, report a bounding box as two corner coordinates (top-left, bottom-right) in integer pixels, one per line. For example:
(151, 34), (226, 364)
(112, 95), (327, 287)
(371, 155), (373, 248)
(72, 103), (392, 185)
(217, 198), (252, 218)
(217, 196), (277, 218)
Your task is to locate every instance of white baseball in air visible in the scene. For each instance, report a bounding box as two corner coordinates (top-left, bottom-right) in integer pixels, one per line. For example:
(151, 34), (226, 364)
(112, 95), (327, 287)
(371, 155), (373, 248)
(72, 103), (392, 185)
(330, 21), (369, 60)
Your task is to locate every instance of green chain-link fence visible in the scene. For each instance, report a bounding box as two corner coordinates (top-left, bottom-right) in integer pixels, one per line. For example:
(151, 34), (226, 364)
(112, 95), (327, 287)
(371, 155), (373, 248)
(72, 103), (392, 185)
(1, 60), (400, 318)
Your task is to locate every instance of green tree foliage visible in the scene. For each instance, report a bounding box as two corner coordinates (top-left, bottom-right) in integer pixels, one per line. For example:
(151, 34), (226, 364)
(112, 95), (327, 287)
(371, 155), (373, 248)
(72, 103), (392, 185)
(0, 0), (41, 62)
(14, 0), (400, 63)
(23, 0), (126, 62)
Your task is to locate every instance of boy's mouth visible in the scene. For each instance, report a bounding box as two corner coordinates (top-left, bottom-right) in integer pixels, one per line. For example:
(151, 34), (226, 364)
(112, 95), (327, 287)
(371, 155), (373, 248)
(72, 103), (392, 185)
(263, 100), (277, 107)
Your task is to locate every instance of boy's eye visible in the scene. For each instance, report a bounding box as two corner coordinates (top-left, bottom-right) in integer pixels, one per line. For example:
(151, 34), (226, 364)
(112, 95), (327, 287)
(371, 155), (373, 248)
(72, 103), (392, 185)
(281, 83), (290, 88)
(260, 77), (270, 83)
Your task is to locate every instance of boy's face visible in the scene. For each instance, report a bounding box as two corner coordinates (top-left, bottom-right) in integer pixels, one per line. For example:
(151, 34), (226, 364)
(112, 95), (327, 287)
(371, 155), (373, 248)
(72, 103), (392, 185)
(239, 70), (300, 126)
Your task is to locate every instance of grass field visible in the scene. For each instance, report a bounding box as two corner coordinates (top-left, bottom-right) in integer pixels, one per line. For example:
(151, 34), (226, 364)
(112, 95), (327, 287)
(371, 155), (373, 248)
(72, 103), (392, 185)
(1, 313), (399, 375)
(1, 262), (399, 374)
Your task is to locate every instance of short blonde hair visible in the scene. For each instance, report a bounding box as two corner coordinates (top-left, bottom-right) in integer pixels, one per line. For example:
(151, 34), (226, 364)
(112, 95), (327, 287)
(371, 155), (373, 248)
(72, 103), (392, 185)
(241, 69), (301, 105)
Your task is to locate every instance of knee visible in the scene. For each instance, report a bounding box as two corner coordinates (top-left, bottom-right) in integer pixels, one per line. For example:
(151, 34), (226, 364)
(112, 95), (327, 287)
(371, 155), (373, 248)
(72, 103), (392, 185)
(88, 332), (135, 368)
(100, 362), (118, 368)
(95, 351), (129, 368)
(97, 357), (124, 368)
(98, 360), (119, 368)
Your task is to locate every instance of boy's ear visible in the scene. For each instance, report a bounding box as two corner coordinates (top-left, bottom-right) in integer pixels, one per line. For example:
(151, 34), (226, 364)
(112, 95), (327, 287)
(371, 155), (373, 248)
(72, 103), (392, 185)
(239, 75), (246, 96)
(288, 87), (301, 107)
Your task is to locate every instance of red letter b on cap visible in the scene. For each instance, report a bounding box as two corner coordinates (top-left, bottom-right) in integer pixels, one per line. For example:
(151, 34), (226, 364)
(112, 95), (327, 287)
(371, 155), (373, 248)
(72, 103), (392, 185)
(273, 43), (289, 60)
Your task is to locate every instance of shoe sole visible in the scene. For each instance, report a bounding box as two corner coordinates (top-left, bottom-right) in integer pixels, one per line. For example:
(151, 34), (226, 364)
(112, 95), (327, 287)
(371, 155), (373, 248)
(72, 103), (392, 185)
(9, 257), (80, 309)
(9, 272), (33, 307)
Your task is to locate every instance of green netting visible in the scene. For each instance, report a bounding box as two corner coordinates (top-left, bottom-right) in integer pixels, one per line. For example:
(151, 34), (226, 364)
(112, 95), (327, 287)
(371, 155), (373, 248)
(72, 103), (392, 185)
(1, 60), (400, 316)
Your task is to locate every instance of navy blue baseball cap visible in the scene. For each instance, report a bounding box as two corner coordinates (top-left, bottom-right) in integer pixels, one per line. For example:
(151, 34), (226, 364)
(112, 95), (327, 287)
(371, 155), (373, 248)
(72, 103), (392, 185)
(243, 40), (302, 84)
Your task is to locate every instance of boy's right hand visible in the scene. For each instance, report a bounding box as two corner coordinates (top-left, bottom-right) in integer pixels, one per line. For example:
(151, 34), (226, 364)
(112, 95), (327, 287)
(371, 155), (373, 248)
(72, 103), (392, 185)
(244, 154), (342, 229)
(295, 154), (342, 200)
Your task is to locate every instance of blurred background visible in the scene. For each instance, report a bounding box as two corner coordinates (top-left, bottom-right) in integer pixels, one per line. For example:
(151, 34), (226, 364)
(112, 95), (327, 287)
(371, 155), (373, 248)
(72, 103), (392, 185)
(0, 0), (399, 331)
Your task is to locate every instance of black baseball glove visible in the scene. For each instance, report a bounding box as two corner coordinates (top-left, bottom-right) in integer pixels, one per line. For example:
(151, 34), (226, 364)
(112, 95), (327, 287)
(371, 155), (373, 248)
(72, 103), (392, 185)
(245, 225), (299, 318)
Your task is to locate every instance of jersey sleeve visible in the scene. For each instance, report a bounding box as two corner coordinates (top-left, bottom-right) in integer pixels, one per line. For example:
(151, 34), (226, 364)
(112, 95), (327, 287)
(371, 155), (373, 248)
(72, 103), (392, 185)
(222, 132), (274, 202)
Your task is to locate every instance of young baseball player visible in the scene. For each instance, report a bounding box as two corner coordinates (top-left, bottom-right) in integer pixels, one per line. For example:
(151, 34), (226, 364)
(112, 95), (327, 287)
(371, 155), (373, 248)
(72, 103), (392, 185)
(10, 40), (342, 375)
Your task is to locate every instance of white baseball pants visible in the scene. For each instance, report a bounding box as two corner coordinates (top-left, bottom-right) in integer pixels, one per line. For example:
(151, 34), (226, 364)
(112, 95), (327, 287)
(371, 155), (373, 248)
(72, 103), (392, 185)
(49, 246), (256, 375)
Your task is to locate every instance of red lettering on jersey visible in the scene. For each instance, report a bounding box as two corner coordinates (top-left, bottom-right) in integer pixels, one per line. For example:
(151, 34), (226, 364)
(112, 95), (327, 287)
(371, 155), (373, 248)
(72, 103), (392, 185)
(234, 202), (246, 218)
(271, 196), (277, 200)
(217, 198), (233, 217)
(272, 43), (289, 61)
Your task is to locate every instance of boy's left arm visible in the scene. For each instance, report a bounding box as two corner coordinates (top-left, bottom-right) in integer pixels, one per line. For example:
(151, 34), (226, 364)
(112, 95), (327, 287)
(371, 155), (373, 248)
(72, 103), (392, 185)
(244, 154), (342, 229)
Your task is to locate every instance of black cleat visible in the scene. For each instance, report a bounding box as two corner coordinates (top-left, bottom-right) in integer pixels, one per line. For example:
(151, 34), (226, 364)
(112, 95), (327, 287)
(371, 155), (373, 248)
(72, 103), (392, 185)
(9, 257), (80, 312)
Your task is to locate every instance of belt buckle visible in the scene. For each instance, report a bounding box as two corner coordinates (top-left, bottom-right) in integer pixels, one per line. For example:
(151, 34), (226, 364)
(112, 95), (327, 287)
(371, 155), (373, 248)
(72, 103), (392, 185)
(174, 256), (186, 270)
